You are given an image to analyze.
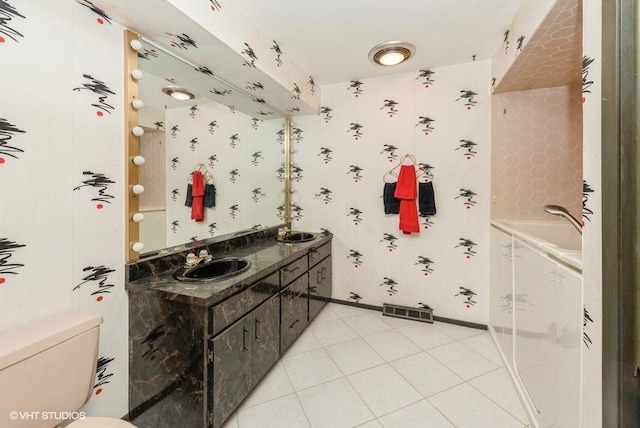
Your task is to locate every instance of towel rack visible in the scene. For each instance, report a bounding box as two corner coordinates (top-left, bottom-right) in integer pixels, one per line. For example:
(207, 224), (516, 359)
(383, 153), (425, 182)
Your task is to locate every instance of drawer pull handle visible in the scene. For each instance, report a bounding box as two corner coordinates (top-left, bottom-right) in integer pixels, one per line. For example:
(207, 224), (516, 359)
(286, 265), (300, 274)
(255, 318), (261, 341)
(317, 270), (322, 283)
(290, 319), (299, 329)
(242, 327), (249, 351)
(321, 266), (327, 280)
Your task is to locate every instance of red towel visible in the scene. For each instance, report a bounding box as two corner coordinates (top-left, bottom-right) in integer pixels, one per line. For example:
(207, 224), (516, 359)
(394, 165), (420, 234)
(191, 171), (205, 222)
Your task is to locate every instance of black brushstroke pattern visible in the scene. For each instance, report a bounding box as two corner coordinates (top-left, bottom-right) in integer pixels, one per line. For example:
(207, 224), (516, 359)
(380, 233), (398, 250)
(292, 127), (304, 142)
(455, 238), (477, 257)
(291, 83), (301, 100)
(0, 118), (25, 160)
(415, 256), (434, 275)
(457, 140), (478, 157)
(348, 207), (363, 224)
(349, 80), (364, 96)
(583, 180), (594, 222)
(455, 287), (477, 306)
(73, 265), (115, 296)
(0, 238), (25, 277)
(0, 1), (25, 43)
(349, 292), (363, 303)
(380, 144), (398, 161)
(348, 250), (363, 266)
(209, 0), (222, 10)
(381, 99), (399, 116)
(456, 189), (477, 207)
(347, 165), (363, 182)
(271, 40), (282, 66)
(73, 74), (116, 114)
(246, 82), (264, 91)
(582, 56), (595, 96)
(380, 277), (398, 295)
(583, 307), (594, 349)
(73, 171), (115, 204)
(416, 116), (435, 134)
(416, 69), (435, 87)
(319, 147), (333, 163)
(319, 187), (332, 203)
(171, 220), (180, 233)
(196, 66), (213, 76)
(456, 90), (478, 108)
(503, 29), (510, 53)
(94, 356), (115, 390)
(308, 76), (316, 95)
(516, 35), (525, 52)
(321, 107), (333, 122)
(167, 33), (197, 50)
(242, 42), (257, 67)
(348, 123), (363, 139)
(76, 0), (112, 24)
(210, 87), (232, 96)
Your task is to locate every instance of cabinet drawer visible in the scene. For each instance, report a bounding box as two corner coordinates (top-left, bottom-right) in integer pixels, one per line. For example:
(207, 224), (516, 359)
(209, 271), (279, 336)
(280, 256), (307, 286)
(308, 242), (331, 268)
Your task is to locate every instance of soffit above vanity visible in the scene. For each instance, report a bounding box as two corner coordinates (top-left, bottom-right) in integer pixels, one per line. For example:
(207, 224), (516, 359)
(91, 0), (319, 116)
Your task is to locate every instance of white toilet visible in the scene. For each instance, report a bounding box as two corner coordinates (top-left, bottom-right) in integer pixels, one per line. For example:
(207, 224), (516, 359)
(0, 310), (135, 427)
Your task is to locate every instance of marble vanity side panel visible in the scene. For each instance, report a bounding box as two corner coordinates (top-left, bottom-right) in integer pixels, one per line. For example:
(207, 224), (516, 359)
(129, 290), (206, 427)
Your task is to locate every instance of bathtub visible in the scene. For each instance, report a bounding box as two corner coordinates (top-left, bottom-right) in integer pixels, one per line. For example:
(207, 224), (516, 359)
(491, 220), (582, 271)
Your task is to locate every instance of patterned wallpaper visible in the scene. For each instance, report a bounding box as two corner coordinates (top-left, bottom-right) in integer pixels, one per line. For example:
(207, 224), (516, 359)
(165, 103), (284, 246)
(293, 61), (492, 325)
(491, 85), (583, 220)
(0, 0), (127, 419)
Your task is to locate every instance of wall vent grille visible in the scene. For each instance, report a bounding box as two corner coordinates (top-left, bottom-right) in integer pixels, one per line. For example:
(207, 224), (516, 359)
(382, 303), (433, 323)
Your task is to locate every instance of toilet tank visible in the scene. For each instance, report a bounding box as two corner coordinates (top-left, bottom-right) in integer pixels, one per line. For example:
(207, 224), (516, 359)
(0, 310), (103, 428)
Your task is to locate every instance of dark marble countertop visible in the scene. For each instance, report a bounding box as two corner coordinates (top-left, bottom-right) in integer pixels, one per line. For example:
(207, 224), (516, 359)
(126, 232), (332, 307)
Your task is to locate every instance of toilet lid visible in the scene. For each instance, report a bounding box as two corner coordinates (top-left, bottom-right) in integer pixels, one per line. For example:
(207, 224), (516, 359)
(67, 417), (136, 427)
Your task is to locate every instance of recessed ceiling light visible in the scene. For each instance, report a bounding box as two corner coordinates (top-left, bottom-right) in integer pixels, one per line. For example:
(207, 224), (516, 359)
(369, 41), (416, 66)
(162, 85), (195, 101)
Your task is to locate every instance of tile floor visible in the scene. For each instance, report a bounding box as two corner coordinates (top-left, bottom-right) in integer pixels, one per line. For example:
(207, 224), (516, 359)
(221, 303), (530, 428)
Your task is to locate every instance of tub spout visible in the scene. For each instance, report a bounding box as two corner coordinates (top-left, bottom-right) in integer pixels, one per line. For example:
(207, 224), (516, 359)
(543, 205), (582, 235)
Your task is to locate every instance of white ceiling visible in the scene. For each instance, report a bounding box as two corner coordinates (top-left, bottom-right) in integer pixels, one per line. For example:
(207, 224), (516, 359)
(233, 0), (523, 85)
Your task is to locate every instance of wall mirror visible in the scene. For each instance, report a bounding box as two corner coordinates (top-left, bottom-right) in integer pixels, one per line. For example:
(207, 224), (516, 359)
(125, 32), (288, 261)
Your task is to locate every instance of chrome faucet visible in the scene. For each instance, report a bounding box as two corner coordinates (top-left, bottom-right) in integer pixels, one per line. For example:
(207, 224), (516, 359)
(543, 205), (582, 235)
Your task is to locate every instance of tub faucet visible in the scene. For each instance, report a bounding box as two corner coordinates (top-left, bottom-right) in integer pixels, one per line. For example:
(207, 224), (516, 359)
(543, 205), (582, 235)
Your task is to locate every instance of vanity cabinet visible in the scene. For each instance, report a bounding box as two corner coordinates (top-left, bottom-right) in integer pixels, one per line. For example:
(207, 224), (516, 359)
(209, 292), (280, 428)
(128, 234), (333, 428)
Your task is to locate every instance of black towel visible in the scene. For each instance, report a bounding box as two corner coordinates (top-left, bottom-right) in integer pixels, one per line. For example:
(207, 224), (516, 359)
(418, 182), (436, 216)
(184, 184), (193, 207)
(383, 182), (400, 214)
(204, 184), (216, 208)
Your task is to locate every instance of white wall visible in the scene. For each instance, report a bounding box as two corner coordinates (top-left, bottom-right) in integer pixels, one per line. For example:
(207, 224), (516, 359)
(0, 0), (127, 418)
(293, 61), (492, 324)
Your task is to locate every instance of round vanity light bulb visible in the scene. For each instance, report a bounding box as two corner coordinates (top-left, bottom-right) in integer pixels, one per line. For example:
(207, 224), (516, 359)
(132, 241), (145, 252)
(131, 99), (145, 109)
(133, 155), (146, 165)
(186, 253), (197, 264)
(132, 184), (145, 195)
(132, 212), (145, 223)
(130, 39), (143, 51)
(131, 69), (144, 80)
(132, 126), (145, 137)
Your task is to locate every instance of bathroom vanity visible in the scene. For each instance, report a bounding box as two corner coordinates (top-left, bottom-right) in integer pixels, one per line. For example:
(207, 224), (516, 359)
(125, 228), (332, 428)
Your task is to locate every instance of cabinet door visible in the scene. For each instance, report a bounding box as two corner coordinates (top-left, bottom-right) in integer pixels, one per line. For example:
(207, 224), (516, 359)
(514, 241), (582, 428)
(280, 273), (308, 354)
(309, 256), (332, 321)
(251, 294), (280, 387)
(489, 227), (514, 364)
(210, 318), (251, 428)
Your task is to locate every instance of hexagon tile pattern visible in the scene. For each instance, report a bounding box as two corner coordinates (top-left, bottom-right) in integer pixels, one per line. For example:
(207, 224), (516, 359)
(491, 85), (583, 221)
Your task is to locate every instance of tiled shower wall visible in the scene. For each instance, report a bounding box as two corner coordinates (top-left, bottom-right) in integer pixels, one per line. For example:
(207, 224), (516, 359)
(491, 84), (583, 220)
